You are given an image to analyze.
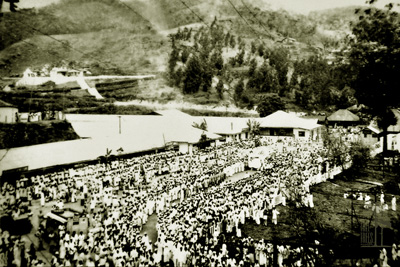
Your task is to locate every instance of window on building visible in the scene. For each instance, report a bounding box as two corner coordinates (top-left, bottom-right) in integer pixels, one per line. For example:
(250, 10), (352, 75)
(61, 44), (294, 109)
(298, 131), (305, 137)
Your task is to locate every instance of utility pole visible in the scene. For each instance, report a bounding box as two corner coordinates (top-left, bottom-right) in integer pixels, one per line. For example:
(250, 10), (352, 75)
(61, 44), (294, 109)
(118, 115), (121, 134)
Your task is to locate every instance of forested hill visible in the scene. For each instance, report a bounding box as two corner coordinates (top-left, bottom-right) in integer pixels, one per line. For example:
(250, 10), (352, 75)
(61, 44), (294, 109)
(0, 0), (366, 114)
(0, 0), (361, 76)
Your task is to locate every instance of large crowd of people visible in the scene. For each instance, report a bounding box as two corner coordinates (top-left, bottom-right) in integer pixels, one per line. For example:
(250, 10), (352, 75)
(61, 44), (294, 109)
(0, 136), (393, 266)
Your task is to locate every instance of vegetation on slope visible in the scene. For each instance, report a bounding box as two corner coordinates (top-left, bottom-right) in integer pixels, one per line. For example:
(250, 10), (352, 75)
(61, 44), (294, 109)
(166, 19), (356, 114)
(0, 0), (154, 51)
(0, 0), (164, 76)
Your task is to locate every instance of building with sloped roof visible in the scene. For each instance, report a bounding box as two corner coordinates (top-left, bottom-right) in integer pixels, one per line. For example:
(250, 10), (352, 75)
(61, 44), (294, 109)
(258, 110), (323, 140)
(65, 113), (222, 155)
(327, 109), (360, 127)
(0, 100), (18, 123)
(192, 116), (250, 143)
(0, 113), (224, 175)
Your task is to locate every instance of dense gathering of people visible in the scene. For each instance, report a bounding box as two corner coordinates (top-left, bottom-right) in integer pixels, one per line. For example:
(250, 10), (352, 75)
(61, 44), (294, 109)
(0, 135), (397, 266)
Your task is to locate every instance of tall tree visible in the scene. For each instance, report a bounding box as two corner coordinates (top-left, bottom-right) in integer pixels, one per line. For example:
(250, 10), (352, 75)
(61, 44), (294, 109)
(348, 2), (400, 153)
(230, 34), (236, 48)
(248, 58), (257, 77)
(201, 65), (213, 92)
(250, 41), (257, 54)
(234, 79), (245, 102)
(246, 119), (260, 138)
(168, 44), (179, 84)
(210, 51), (224, 72)
(181, 48), (190, 64)
(216, 79), (224, 99)
(236, 49), (245, 66)
(183, 55), (202, 94)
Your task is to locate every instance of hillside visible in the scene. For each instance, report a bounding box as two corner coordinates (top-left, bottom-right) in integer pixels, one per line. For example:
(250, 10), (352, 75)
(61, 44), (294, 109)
(0, 0), (154, 50)
(0, 31), (169, 76)
(0, 0), (159, 76)
(0, 0), (358, 77)
(0, 0), (365, 115)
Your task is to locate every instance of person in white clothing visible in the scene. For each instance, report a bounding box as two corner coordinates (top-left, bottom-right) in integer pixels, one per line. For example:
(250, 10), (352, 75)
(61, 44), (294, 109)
(364, 195), (371, 209)
(392, 196), (396, 211)
(40, 192), (45, 207)
(308, 193), (314, 208)
(272, 208), (279, 225)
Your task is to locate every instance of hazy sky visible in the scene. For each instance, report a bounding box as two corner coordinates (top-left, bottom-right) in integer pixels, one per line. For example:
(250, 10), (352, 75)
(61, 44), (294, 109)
(3, 0), (400, 14)
(267, 0), (400, 14)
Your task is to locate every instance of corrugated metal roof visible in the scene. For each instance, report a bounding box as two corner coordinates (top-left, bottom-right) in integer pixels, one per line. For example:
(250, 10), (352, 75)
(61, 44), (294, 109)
(65, 114), (221, 143)
(0, 134), (167, 174)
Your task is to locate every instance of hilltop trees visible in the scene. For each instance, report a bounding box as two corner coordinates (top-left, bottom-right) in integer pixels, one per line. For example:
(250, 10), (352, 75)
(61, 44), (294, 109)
(256, 94), (286, 117)
(348, 2), (400, 153)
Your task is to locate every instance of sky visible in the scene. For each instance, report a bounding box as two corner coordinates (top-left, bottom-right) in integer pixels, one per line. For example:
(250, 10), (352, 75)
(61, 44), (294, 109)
(266, 0), (400, 14)
(3, 0), (400, 13)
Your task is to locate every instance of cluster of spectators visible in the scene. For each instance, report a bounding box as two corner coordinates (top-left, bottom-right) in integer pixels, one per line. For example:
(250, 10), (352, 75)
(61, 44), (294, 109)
(0, 137), (346, 266)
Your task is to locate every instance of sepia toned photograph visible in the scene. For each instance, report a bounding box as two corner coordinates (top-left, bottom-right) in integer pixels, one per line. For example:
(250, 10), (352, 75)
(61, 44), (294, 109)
(1, 0), (400, 266)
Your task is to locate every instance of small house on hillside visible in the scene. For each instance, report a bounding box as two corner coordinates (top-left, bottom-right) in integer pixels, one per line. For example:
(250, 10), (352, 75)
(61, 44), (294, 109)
(327, 109), (360, 128)
(0, 100), (18, 123)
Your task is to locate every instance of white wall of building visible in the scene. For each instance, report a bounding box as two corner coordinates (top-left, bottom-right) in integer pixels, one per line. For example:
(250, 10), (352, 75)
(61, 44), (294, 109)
(178, 143), (194, 154)
(19, 112), (42, 122)
(0, 107), (18, 123)
(179, 143), (189, 154)
(293, 128), (310, 139)
(386, 134), (400, 151)
(360, 133), (379, 147)
(16, 68), (85, 87)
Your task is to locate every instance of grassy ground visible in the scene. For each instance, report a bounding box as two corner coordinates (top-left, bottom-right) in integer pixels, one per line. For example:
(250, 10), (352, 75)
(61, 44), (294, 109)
(242, 164), (400, 265)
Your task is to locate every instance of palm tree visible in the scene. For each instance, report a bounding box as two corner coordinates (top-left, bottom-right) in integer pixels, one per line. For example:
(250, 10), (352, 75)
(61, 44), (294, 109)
(192, 118), (208, 131)
(98, 148), (113, 169)
(247, 119), (260, 138)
